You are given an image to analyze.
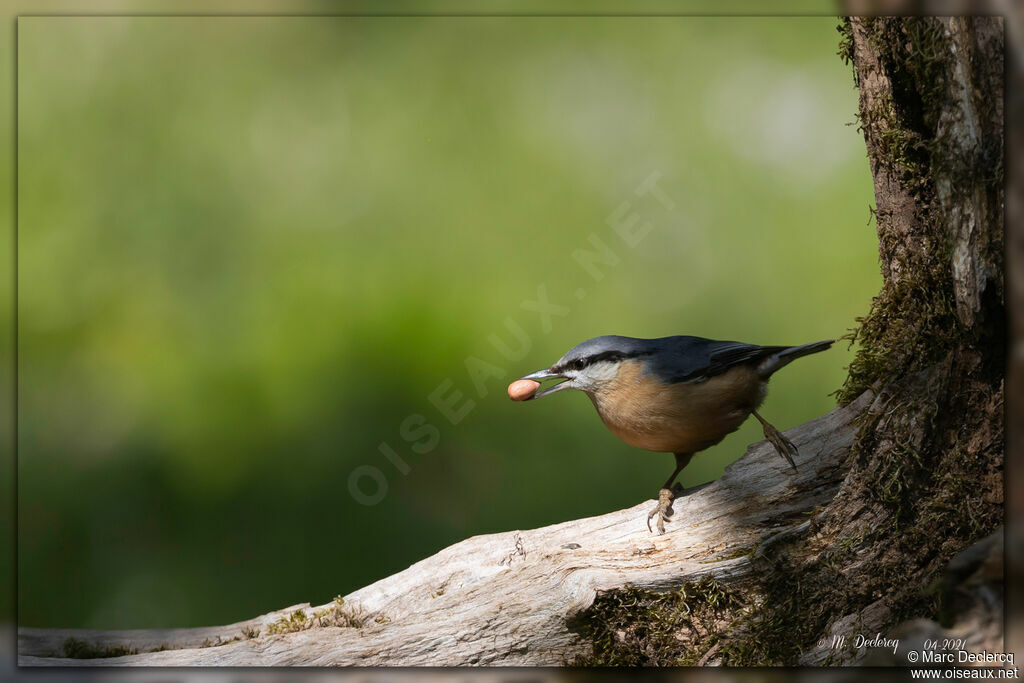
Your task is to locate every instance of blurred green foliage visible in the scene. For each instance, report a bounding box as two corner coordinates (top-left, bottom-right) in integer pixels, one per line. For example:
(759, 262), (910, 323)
(16, 15), (876, 628)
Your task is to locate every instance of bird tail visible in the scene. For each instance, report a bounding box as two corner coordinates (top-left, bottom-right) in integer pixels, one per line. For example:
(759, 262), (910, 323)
(757, 340), (834, 377)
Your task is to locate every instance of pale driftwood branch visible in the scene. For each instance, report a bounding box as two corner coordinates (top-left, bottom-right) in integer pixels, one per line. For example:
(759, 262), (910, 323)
(20, 391), (872, 666)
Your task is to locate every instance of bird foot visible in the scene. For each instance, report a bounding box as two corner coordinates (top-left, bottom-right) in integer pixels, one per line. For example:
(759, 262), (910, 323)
(646, 487), (675, 534)
(762, 422), (798, 471)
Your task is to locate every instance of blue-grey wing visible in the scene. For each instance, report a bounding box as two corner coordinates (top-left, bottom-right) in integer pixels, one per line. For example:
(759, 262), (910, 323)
(647, 336), (785, 384)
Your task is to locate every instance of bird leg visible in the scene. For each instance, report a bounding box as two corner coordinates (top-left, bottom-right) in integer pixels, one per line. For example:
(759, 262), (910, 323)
(752, 410), (798, 471)
(647, 452), (692, 534)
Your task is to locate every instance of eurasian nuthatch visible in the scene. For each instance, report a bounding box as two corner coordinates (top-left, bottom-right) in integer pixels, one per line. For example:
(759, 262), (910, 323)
(512, 335), (833, 533)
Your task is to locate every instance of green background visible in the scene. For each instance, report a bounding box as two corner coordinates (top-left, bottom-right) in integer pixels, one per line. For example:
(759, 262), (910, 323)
(16, 14), (876, 628)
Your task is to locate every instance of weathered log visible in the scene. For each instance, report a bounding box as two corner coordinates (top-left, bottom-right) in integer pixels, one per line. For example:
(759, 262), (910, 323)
(20, 391), (871, 666)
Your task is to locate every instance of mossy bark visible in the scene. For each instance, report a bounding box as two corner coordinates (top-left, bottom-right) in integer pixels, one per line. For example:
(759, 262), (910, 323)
(571, 17), (1004, 666)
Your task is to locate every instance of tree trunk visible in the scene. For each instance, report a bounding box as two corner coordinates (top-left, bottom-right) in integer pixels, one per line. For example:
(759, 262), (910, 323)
(18, 16), (1006, 667)
(769, 16), (1006, 665)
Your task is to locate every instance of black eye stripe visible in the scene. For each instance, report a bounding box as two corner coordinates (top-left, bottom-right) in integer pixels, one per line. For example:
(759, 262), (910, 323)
(557, 349), (652, 373)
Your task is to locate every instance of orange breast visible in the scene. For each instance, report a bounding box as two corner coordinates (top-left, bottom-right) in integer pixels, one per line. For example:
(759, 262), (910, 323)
(589, 360), (766, 454)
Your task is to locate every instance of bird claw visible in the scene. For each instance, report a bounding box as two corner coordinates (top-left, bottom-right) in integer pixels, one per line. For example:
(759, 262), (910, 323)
(646, 488), (675, 534)
(763, 423), (798, 471)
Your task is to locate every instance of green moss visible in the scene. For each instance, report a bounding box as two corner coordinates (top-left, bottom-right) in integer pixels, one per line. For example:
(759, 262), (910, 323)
(267, 608), (308, 634)
(713, 516), (944, 666)
(837, 262), (959, 405)
(60, 628), (261, 658)
(62, 637), (138, 659)
(836, 18), (855, 67)
(266, 596), (366, 635)
(58, 598), (369, 658)
(568, 577), (743, 666)
(717, 535), (852, 665)
(200, 635), (241, 648)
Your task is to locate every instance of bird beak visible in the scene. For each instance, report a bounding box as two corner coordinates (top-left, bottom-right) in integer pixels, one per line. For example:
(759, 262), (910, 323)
(518, 368), (574, 399)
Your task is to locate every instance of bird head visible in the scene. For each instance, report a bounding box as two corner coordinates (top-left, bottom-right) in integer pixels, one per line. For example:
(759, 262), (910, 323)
(518, 335), (650, 398)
